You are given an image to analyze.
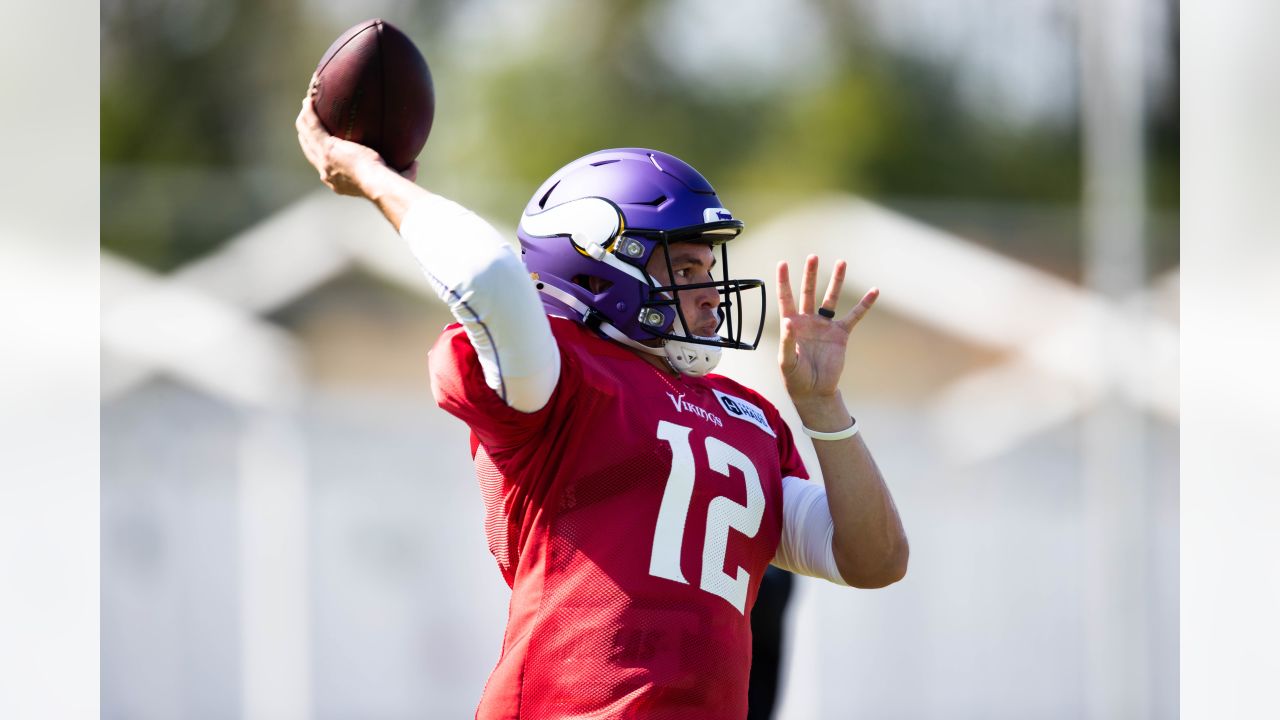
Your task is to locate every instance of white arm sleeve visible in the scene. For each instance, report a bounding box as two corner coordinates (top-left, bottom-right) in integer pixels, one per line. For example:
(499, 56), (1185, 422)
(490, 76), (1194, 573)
(399, 195), (560, 413)
(771, 475), (849, 586)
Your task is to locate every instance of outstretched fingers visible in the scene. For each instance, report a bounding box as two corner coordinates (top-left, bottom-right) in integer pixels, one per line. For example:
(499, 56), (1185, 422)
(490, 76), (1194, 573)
(776, 261), (797, 317)
(838, 287), (880, 331)
(800, 255), (819, 315)
(820, 259), (846, 313)
(776, 262), (799, 373)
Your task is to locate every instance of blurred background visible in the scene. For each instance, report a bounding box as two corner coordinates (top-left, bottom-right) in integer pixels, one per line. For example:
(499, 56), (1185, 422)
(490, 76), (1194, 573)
(100, 1), (1178, 718)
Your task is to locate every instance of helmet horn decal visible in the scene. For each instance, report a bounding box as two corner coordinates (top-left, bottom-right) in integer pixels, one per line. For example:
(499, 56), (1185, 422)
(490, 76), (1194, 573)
(520, 196), (626, 258)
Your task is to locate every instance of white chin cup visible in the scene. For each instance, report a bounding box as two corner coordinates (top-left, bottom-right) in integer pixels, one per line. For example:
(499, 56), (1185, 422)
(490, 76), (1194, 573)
(664, 316), (722, 376)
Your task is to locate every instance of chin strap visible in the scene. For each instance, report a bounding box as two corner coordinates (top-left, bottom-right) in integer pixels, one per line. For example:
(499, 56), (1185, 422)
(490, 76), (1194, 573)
(664, 317), (722, 377)
(537, 281), (665, 357)
(536, 282), (722, 375)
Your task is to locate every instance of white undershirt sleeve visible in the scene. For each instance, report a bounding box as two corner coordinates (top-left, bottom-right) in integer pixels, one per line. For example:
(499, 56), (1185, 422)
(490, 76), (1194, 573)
(771, 475), (850, 586)
(399, 195), (561, 413)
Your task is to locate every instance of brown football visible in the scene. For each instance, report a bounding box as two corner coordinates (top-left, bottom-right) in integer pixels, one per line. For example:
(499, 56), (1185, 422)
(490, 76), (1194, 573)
(313, 19), (434, 171)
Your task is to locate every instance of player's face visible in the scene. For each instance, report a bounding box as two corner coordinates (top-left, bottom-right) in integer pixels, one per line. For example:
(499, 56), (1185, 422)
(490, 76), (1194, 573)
(647, 243), (721, 338)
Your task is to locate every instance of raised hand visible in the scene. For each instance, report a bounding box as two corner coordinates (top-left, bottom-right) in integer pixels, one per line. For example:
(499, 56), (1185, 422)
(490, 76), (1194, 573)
(295, 76), (418, 196)
(775, 255), (878, 405)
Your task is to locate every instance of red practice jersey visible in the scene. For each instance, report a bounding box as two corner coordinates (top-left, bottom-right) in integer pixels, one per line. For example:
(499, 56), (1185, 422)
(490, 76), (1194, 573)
(430, 317), (808, 719)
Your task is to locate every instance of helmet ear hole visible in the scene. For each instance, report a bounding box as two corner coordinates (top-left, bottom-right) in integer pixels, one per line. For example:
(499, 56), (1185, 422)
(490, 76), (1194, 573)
(574, 275), (614, 294)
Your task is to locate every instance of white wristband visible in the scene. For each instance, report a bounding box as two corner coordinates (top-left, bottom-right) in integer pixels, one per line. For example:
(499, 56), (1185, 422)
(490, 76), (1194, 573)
(801, 417), (859, 441)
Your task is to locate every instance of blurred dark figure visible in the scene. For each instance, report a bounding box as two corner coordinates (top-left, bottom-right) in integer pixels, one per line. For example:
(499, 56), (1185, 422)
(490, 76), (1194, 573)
(747, 566), (794, 720)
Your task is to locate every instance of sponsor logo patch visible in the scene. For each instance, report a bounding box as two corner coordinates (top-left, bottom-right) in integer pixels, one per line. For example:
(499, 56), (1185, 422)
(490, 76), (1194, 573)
(712, 390), (776, 437)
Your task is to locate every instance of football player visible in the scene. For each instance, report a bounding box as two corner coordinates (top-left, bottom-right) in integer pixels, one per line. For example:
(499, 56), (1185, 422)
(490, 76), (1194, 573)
(297, 90), (908, 719)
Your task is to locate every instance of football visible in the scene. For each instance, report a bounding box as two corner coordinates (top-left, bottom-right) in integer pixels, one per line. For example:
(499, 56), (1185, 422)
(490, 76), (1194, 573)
(313, 19), (434, 171)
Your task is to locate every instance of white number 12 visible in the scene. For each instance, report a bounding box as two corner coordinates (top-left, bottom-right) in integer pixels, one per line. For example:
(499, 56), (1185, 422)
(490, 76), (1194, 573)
(649, 420), (765, 614)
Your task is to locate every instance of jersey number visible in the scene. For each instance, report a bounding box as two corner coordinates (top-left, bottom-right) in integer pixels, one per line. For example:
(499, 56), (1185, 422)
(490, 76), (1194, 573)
(649, 420), (764, 614)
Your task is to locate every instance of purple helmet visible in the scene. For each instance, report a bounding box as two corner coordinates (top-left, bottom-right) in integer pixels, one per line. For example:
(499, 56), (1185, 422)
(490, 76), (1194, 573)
(516, 148), (764, 354)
